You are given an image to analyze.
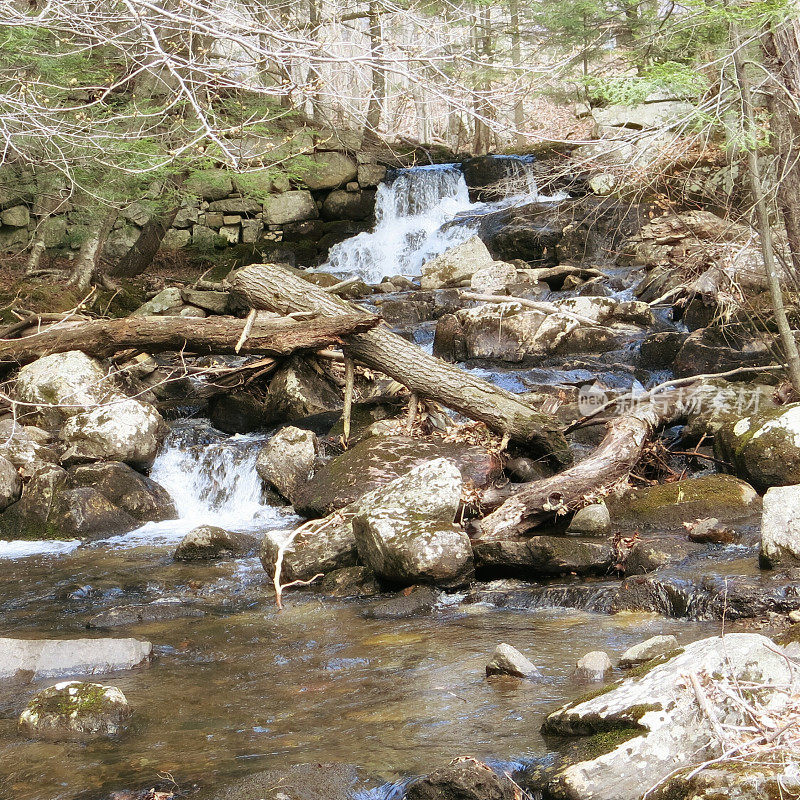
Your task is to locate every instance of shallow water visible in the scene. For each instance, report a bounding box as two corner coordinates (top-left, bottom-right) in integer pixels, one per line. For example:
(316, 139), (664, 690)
(0, 542), (722, 800)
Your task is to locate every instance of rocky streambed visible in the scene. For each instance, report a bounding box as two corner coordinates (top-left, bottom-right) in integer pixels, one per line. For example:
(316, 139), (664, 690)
(0, 157), (799, 800)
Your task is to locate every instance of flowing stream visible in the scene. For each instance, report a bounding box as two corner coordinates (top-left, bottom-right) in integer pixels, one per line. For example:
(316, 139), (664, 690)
(0, 158), (729, 800)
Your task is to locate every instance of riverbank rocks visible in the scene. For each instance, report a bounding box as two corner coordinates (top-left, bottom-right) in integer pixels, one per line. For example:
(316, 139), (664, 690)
(715, 403), (800, 491)
(19, 681), (131, 742)
(473, 537), (614, 578)
(15, 351), (166, 468)
(568, 503), (611, 535)
(542, 634), (799, 800)
(420, 237), (494, 289)
(0, 455), (21, 510)
(607, 474), (760, 529)
(0, 636), (151, 682)
(618, 635), (678, 668)
(574, 651), (612, 683)
(672, 326), (774, 376)
(174, 525), (257, 561)
(0, 419), (59, 478)
(405, 757), (519, 800)
(353, 511), (473, 588)
(261, 458), (462, 583)
(486, 643), (541, 679)
(291, 435), (501, 517)
(760, 485), (800, 569)
(256, 426), (320, 504)
(263, 356), (342, 424)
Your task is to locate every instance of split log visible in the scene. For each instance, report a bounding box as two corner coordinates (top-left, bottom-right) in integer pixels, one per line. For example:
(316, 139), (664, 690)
(230, 263), (571, 466)
(0, 313), (379, 369)
(476, 392), (686, 540)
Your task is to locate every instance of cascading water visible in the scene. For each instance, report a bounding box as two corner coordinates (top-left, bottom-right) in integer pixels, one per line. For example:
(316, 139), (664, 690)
(325, 156), (563, 284)
(102, 420), (294, 548)
(326, 164), (475, 284)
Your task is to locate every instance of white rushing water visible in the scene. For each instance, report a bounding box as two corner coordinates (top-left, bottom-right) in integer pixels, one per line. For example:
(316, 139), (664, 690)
(101, 421), (295, 548)
(325, 157), (563, 284)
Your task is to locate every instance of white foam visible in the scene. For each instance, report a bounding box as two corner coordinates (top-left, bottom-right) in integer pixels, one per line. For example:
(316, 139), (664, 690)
(0, 539), (82, 559)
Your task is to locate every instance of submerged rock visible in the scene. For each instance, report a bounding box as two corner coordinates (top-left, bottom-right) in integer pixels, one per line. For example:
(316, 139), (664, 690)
(0, 636), (151, 682)
(485, 643), (541, 679)
(542, 634), (799, 800)
(87, 600), (205, 628)
(405, 757), (519, 800)
(255, 426), (319, 504)
(716, 403), (800, 491)
(354, 510), (474, 588)
(608, 474), (760, 529)
(174, 525), (257, 561)
(262, 458), (463, 583)
(361, 585), (439, 619)
(574, 650), (612, 683)
(19, 681), (131, 742)
(618, 635), (679, 668)
(292, 436), (500, 517)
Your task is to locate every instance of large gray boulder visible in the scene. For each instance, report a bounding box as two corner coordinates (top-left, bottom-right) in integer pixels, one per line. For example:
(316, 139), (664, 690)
(715, 403), (800, 491)
(420, 237), (494, 290)
(261, 458), (463, 583)
(485, 643), (541, 679)
(19, 681), (131, 741)
(0, 419), (58, 478)
(353, 510), (473, 588)
(542, 634), (799, 800)
(262, 190), (318, 225)
(263, 357), (342, 424)
(760, 485), (800, 568)
(0, 455), (21, 510)
(302, 152), (358, 190)
(0, 637), (151, 682)
(256, 426), (319, 504)
(472, 537), (614, 577)
(15, 351), (166, 468)
(406, 758), (518, 800)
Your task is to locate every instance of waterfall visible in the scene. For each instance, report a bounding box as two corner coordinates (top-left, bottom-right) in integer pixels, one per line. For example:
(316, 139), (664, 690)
(102, 420), (292, 548)
(325, 164), (475, 284)
(325, 157), (562, 284)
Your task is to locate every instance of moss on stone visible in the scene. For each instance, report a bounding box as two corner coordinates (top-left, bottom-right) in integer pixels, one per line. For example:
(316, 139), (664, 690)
(29, 682), (111, 717)
(773, 624), (800, 646)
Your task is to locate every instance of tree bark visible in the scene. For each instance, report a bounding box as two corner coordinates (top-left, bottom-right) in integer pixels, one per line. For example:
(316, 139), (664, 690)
(477, 395), (684, 540)
(109, 204), (181, 279)
(230, 263), (571, 465)
(0, 312), (378, 369)
(68, 208), (119, 291)
(364, 1), (386, 135)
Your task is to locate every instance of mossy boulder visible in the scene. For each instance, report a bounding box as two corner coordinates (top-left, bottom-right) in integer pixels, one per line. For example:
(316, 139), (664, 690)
(608, 474), (760, 529)
(19, 681), (131, 741)
(185, 169), (234, 201)
(715, 403), (800, 491)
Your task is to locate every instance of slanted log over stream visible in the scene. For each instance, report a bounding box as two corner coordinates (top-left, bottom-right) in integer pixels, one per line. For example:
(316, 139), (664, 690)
(0, 313), (379, 368)
(230, 262), (572, 466)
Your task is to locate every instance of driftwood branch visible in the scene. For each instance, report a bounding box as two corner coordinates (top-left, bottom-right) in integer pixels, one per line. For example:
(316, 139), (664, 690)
(0, 313), (380, 368)
(230, 263), (571, 465)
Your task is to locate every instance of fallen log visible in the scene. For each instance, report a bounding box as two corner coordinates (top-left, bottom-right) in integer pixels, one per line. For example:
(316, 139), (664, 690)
(230, 263), (571, 466)
(0, 313), (379, 368)
(476, 391), (686, 540)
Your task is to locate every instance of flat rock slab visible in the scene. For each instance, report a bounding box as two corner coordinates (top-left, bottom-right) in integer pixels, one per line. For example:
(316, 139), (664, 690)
(0, 637), (152, 682)
(87, 601), (205, 628)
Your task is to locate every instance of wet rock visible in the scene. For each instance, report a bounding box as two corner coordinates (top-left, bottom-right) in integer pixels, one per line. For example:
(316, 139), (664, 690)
(568, 503), (611, 535)
(473, 537), (614, 578)
(209, 391), (268, 434)
(542, 634), (799, 800)
(354, 510), (473, 589)
(321, 189), (376, 221)
(485, 643), (541, 679)
(292, 436), (501, 517)
(0, 636), (151, 682)
(19, 681), (131, 742)
(51, 486), (140, 538)
(263, 356), (342, 424)
(638, 331), (689, 369)
(262, 459), (463, 583)
(623, 535), (701, 576)
(68, 461), (176, 522)
(405, 757), (518, 800)
(87, 600), (205, 628)
(174, 525), (257, 561)
(685, 517), (737, 544)
(608, 474), (760, 529)
(420, 237), (494, 290)
(0, 454), (21, 510)
(361, 585), (439, 619)
(255, 426), (319, 504)
(432, 313), (467, 362)
(574, 650), (612, 682)
(673, 326), (773, 377)
(760, 486), (800, 569)
(303, 152), (358, 190)
(716, 403), (800, 491)
(203, 762), (365, 800)
(318, 566), (381, 597)
(618, 635), (679, 668)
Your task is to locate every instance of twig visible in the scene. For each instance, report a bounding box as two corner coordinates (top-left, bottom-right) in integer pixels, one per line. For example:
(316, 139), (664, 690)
(342, 357), (355, 447)
(234, 308), (257, 354)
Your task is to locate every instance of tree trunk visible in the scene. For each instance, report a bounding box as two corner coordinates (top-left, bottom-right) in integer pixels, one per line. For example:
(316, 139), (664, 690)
(364, 1), (386, 136)
(471, 6), (493, 155)
(0, 312), (378, 369)
(508, 0), (525, 147)
(730, 22), (800, 392)
(68, 208), (118, 291)
(477, 394), (685, 540)
(763, 13), (800, 275)
(109, 204), (181, 279)
(230, 263), (571, 465)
